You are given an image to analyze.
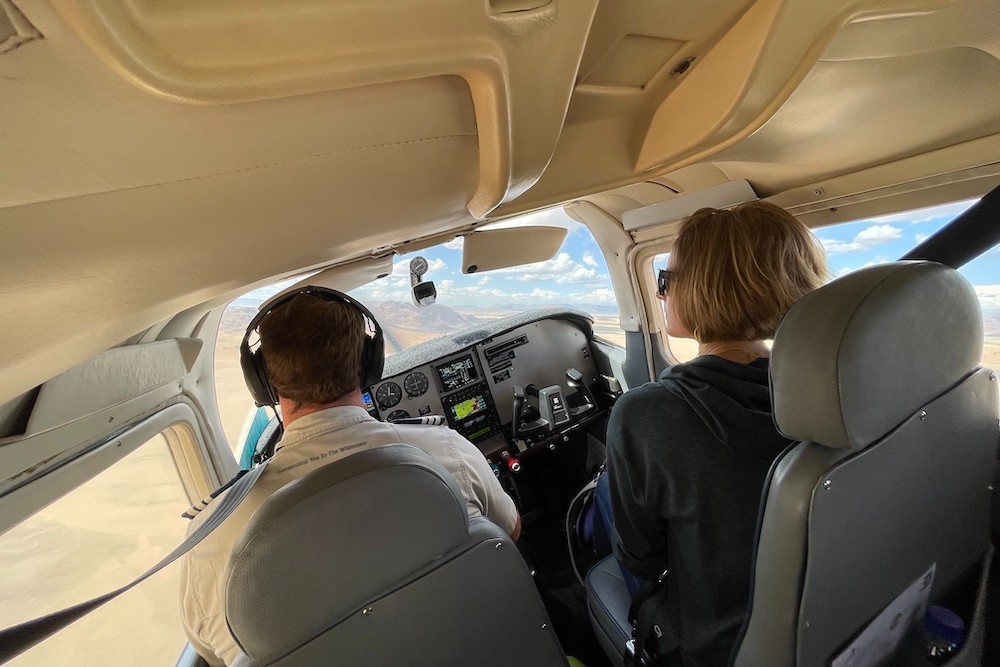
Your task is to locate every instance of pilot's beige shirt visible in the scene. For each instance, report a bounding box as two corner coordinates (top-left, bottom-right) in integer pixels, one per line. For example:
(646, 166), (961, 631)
(179, 405), (519, 666)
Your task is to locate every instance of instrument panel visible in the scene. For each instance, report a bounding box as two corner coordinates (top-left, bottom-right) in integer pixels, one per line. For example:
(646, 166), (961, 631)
(364, 317), (600, 457)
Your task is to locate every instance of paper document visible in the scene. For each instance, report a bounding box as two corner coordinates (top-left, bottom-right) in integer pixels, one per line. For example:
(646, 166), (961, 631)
(830, 563), (935, 667)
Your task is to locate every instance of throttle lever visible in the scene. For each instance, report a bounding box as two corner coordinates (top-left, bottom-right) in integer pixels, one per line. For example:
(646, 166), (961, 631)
(565, 367), (597, 413)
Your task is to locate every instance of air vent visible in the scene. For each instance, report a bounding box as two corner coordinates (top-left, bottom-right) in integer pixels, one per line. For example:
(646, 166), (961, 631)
(489, 0), (551, 13)
(0, 0), (41, 55)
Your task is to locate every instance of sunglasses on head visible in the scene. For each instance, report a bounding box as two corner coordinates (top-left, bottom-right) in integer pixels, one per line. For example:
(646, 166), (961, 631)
(657, 269), (676, 297)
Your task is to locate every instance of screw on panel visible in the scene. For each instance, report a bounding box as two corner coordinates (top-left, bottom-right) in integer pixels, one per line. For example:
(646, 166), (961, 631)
(805, 622), (811, 631)
(541, 623), (547, 630)
(990, 373), (996, 381)
(989, 486), (995, 492)
(362, 607), (373, 616)
(920, 411), (927, 420)
(813, 188), (825, 196)
(822, 480), (832, 491)
(671, 57), (695, 75)
(495, 542), (502, 550)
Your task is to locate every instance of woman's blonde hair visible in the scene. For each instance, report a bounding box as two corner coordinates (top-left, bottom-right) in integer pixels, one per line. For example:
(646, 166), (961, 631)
(668, 201), (828, 342)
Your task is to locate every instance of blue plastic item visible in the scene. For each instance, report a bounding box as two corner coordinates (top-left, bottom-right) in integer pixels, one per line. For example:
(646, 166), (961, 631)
(921, 605), (966, 663)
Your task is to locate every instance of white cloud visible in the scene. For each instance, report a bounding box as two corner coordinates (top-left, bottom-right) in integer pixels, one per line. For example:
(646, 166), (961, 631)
(854, 224), (902, 243)
(866, 200), (978, 225)
(914, 233), (929, 244)
(443, 237), (464, 250)
(822, 239), (863, 254)
(477, 276), (491, 285)
(582, 251), (599, 268)
(491, 252), (605, 285)
(974, 285), (1000, 308)
(819, 224), (902, 255)
(568, 288), (617, 304)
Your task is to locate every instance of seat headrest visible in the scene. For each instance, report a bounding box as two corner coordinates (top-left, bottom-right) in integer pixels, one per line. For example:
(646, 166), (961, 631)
(771, 262), (982, 450)
(225, 444), (469, 664)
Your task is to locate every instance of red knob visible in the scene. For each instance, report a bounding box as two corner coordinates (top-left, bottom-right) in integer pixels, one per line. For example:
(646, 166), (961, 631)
(501, 451), (521, 473)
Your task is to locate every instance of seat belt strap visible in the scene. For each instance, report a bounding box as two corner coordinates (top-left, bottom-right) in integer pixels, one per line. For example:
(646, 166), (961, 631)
(0, 459), (271, 665)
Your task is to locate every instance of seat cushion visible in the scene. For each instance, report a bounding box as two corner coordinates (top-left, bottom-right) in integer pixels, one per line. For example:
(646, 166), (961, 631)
(586, 555), (632, 661)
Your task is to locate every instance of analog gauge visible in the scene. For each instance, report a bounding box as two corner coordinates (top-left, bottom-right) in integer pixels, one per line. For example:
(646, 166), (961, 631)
(410, 256), (429, 278)
(375, 381), (403, 409)
(386, 409), (410, 422)
(404, 371), (429, 397)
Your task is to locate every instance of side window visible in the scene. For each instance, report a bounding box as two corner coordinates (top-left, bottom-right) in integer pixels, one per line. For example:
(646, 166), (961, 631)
(650, 199), (992, 367)
(214, 277), (307, 457)
(814, 199), (998, 366)
(0, 430), (191, 666)
(650, 252), (699, 363)
(215, 301), (258, 456)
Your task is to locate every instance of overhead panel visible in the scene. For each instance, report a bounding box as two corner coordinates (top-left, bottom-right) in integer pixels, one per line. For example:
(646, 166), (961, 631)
(46, 0), (601, 218)
(0, 0), (40, 54)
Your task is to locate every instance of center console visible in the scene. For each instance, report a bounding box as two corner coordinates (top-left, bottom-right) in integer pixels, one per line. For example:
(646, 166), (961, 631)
(434, 353), (503, 444)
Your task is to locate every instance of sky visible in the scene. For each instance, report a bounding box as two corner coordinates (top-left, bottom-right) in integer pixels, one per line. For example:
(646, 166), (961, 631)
(810, 199), (1000, 309)
(242, 197), (998, 313)
(349, 207), (618, 311)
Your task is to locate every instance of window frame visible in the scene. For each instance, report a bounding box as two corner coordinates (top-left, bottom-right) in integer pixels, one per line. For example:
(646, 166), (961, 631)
(2, 402), (217, 534)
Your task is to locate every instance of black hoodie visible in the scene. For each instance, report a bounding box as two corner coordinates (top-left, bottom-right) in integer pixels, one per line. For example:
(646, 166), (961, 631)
(607, 355), (792, 667)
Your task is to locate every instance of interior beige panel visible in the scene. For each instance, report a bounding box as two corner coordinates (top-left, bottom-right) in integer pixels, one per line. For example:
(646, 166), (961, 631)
(712, 47), (1000, 194)
(45, 0), (602, 216)
(2, 2), (480, 210)
(1, 0), (999, 408)
(0, 130), (478, 403)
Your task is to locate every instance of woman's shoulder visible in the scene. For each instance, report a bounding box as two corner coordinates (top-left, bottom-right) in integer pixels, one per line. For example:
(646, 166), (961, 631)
(612, 377), (691, 419)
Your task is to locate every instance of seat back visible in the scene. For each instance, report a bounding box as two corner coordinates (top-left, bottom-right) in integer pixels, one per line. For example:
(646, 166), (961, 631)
(734, 262), (998, 667)
(225, 444), (567, 667)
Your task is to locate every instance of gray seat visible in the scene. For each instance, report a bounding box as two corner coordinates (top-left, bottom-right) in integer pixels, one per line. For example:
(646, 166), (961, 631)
(224, 444), (568, 667)
(734, 261), (998, 667)
(585, 555), (632, 662)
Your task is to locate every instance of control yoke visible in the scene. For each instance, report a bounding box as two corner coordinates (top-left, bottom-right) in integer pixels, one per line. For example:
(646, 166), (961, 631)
(511, 367), (597, 443)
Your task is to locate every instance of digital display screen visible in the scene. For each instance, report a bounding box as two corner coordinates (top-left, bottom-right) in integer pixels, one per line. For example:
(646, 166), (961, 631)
(361, 390), (378, 417)
(450, 395), (487, 422)
(436, 355), (479, 392)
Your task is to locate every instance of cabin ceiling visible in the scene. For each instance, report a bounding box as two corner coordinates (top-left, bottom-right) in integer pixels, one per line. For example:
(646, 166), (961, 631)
(1, 0), (999, 403)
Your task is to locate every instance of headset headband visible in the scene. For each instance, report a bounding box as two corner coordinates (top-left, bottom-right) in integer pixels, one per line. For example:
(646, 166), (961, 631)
(239, 286), (385, 408)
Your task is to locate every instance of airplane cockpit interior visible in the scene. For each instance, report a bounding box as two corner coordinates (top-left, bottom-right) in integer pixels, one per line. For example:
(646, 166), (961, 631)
(2, 0), (1000, 665)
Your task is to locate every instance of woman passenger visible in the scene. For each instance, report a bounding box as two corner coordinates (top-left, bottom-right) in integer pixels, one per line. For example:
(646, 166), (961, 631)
(605, 202), (828, 666)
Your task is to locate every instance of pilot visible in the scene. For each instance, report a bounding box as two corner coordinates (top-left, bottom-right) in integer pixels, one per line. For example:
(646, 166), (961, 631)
(604, 202), (827, 666)
(179, 288), (521, 666)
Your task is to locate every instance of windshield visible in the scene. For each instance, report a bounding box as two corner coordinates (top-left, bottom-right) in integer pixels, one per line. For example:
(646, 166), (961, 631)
(349, 207), (622, 356)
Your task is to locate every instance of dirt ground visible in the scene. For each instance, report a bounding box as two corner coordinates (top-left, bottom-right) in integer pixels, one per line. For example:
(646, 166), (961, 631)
(0, 435), (190, 666)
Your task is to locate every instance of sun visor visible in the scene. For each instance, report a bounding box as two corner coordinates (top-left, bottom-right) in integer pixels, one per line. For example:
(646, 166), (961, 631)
(621, 179), (758, 232)
(264, 255), (394, 308)
(461, 225), (567, 274)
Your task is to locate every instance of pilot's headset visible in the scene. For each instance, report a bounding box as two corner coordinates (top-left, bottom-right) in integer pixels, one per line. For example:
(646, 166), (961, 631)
(239, 286), (385, 411)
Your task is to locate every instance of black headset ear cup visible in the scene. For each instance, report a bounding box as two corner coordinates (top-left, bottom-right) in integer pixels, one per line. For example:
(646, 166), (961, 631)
(360, 316), (385, 390)
(239, 338), (276, 408)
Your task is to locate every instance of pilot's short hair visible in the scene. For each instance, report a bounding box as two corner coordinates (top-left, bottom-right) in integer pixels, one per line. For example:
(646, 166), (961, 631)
(258, 294), (365, 407)
(669, 201), (828, 342)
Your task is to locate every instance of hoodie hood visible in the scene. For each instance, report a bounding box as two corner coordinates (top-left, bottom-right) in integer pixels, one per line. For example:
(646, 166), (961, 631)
(658, 355), (790, 457)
